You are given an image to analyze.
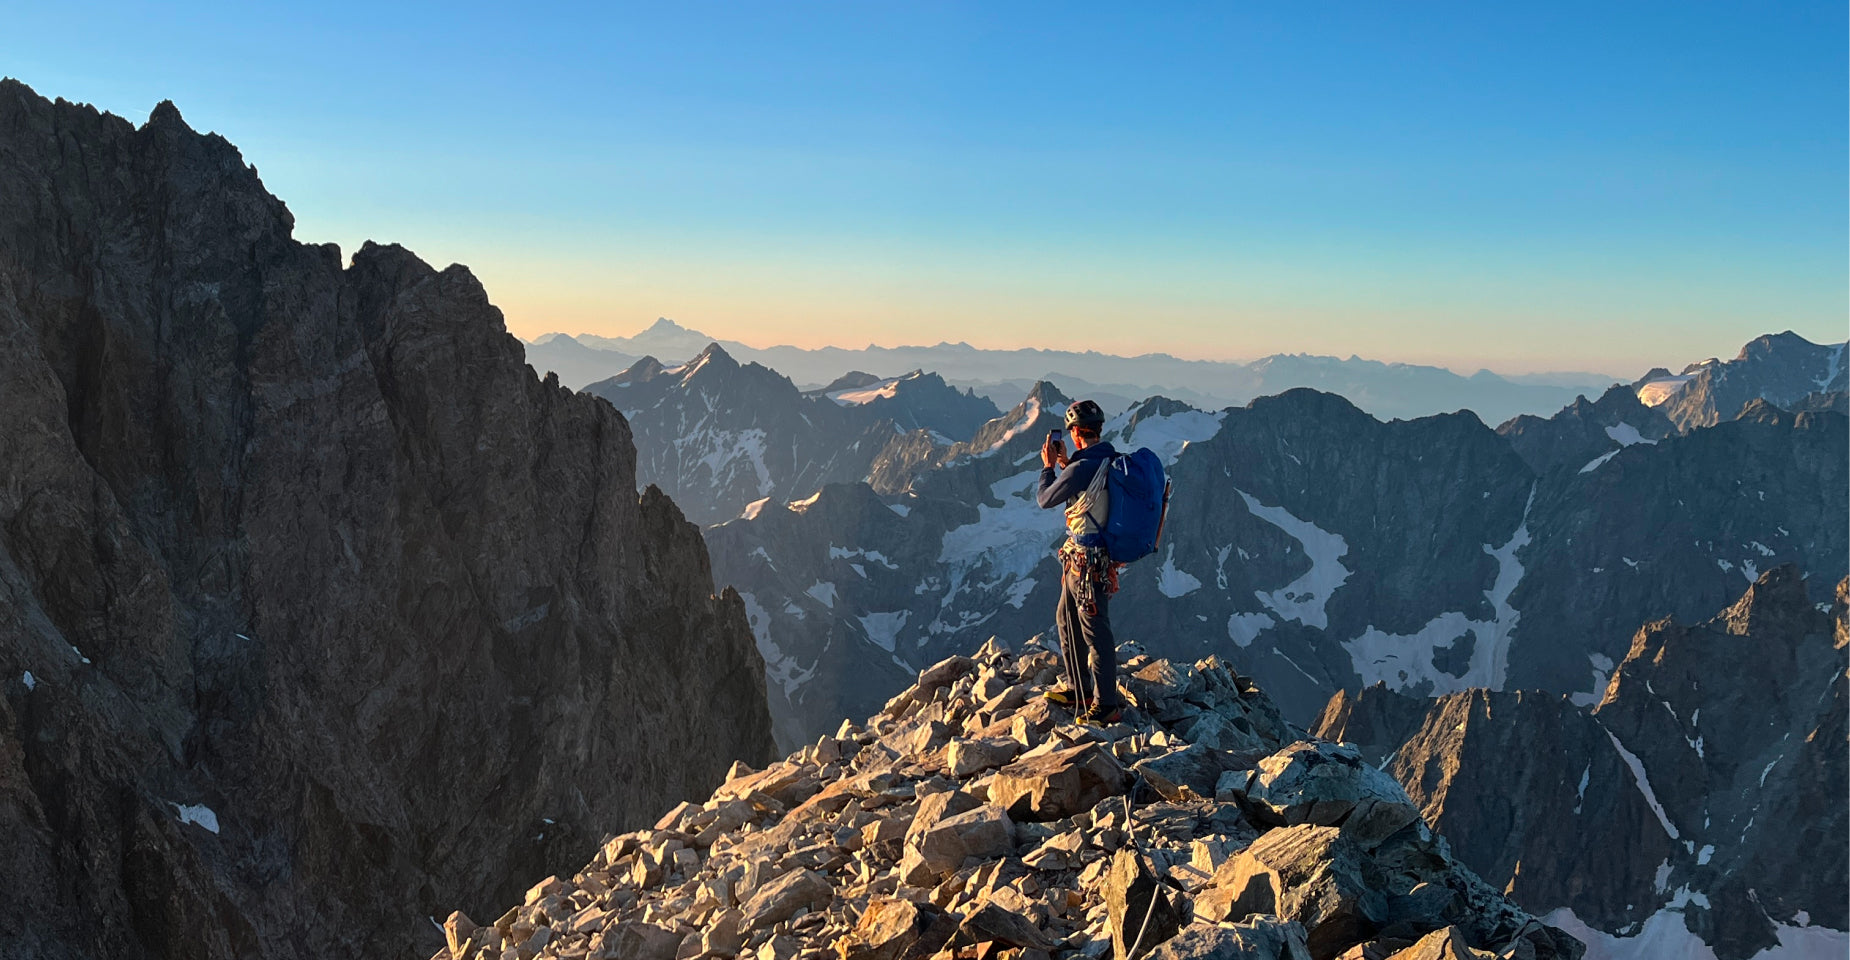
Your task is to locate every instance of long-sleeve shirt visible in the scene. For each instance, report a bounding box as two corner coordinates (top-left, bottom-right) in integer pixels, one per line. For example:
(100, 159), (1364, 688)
(1037, 441), (1116, 512)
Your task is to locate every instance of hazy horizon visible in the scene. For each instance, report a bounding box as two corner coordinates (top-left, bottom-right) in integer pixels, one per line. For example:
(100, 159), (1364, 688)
(526, 316), (1850, 382)
(8, 3), (1844, 376)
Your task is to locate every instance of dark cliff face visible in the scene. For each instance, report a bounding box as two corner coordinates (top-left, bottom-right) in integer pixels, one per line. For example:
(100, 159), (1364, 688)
(0, 81), (776, 960)
(1319, 566), (1847, 959)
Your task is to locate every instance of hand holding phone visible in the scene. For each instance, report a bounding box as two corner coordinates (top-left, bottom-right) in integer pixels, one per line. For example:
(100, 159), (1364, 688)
(1042, 428), (1066, 468)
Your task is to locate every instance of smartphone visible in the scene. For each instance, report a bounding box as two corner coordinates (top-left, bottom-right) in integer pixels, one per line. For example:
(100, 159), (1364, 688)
(1047, 429), (1063, 445)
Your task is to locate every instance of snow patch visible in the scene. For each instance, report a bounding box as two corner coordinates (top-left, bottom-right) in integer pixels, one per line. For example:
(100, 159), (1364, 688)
(21, 671), (36, 691)
(1579, 449), (1621, 474)
(171, 803), (220, 834)
(1818, 343), (1845, 391)
(887, 502), (911, 517)
(1606, 423), (1657, 447)
(1226, 612), (1273, 649)
(1636, 374), (1693, 406)
(805, 581), (838, 609)
(1108, 407), (1226, 464)
(858, 611), (910, 653)
(1155, 545), (1202, 597)
(686, 427), (774, 498)
(1237, 490), (1350, 629)
(739, 591), (817, 697)
(935, 468), (1065, 608)
(1342, 492), (1530, 693)
(831, 544), (899, 570)
(741, 497), (772, 520)
(977, 397), (1043, 457)
(828, 375), (907, 406)
(1545, 907), (1845, 960)
(1604, 727), (1679, 839)
(1003, 578), (1036, 609)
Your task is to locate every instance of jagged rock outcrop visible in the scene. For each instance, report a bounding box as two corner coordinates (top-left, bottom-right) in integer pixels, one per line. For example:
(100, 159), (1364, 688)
(1316, 566), (1847, 959)
(583, 348), (998, 525)
(0, 82), (776, 960)
(439, 639), (1582, 960)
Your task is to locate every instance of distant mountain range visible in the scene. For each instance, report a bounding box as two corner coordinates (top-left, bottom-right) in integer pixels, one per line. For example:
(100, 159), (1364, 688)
(525, 318), (1627, 425)
(580, 346), (998, 525)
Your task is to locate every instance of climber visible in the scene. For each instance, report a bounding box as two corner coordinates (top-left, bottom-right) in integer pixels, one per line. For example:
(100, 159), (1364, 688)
(1035, 399), (1124, 724)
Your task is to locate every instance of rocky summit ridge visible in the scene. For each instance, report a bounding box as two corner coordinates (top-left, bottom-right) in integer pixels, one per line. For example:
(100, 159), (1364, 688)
(438, 640), (1584, 960)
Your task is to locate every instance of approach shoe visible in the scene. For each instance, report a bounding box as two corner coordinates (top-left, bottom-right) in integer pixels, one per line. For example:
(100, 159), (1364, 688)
(1078, 703), (1123, 726)
(1042, 686), (1077, 706)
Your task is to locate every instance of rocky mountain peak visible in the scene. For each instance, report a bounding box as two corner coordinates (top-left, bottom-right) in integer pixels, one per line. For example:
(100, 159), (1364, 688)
(1736, 329), (1814, 362)
(617, 354), (669, 384)
(437, 639), (1583, 960)
(683, 341), (742, 379)
(1714, 562), (1820, 638)
(1026, 379), (1073, 408)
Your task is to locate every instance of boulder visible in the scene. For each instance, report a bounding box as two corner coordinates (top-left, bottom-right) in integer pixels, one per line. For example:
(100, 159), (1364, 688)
(904, 790), (983, 848)
(1244, 742), (1419, 848)
(989, 743), (1129, 821)
(838, 899), (959, 960)
(900, 804), (1016, 884)
(1105, 848), (1184, 959)
(1132, 743), (1238, 801)
(946, 737), (1023, 777)
(949, 902), (1052, 949)
(592, 921), (681, 960)
(739, 869), (832, 930)
(1145, 919), (1314, 960)
(1383, 927), (1495, 960)
(918, 656), (977, 695)
(1185, 710), (1271, 754)
(1201, 825), (1387, 960)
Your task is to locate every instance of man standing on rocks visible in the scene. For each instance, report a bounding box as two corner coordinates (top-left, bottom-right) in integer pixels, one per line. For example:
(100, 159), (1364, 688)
(1036, 399), (1125, 724)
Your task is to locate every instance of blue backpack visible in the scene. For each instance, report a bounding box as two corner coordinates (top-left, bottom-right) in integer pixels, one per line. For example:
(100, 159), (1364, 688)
(1101, 448), (1170, 563)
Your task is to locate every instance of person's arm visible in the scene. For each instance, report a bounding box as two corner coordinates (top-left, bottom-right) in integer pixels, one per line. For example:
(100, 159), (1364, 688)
(1037, 460), (1088, 509)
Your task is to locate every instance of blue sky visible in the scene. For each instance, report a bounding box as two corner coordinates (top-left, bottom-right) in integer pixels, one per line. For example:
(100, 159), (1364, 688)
(6, 2), (1845, 373)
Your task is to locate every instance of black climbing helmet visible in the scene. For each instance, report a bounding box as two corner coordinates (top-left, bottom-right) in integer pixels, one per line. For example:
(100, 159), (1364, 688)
(1064, 399), (1106, 432)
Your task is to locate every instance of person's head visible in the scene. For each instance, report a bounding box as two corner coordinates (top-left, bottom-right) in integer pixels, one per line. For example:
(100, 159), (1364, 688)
(1064, 399), (1106, 448)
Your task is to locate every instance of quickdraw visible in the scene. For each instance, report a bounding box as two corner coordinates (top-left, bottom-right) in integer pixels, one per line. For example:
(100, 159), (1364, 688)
(1058, 541), (1123, 617)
